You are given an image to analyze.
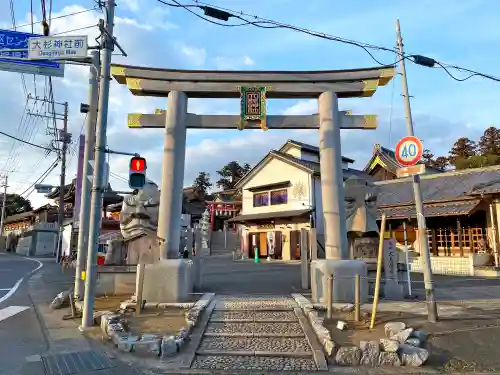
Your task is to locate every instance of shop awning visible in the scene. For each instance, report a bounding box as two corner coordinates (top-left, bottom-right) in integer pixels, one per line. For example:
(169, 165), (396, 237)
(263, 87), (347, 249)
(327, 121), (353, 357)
(227, 208), (312, 223)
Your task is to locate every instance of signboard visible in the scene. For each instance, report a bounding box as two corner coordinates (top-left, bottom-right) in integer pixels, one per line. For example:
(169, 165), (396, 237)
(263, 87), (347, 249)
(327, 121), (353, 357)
(396, 164), (426, 178)
(0, 29), (64, 77)
(34, 184), (54, 194)
(395, 136), (423, 167)
(28, 35), (88, 60)
(72, 135), (86, 229)
(238, 86), (268, 131)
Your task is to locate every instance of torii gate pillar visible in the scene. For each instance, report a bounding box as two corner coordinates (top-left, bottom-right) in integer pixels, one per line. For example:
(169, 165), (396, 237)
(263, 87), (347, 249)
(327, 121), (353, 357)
(157, 91), (187, 259)
(318, 91), (349, 260)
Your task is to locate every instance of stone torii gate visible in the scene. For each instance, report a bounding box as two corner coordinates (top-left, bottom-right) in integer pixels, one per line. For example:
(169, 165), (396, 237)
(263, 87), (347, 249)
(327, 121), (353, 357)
(111, 65), (395, 300)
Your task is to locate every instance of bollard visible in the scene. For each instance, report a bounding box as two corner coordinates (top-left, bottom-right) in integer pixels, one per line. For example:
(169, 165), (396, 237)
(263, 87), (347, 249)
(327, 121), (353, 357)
(354, 274), (360, 322)
(327, 274), (333, 320)
(254, 247), (259, 263)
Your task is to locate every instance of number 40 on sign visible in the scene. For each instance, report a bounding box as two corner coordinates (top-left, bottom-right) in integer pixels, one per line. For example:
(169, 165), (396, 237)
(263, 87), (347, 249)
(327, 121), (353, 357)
(395, 136), (423, 167)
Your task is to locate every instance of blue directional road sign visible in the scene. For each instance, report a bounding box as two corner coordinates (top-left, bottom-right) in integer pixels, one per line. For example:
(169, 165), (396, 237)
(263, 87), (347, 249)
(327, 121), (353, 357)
(0, 29), (64, 77)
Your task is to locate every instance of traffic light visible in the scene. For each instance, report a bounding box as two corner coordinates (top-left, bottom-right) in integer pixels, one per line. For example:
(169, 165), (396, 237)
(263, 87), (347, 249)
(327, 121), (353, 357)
(129, 156), (147, 189)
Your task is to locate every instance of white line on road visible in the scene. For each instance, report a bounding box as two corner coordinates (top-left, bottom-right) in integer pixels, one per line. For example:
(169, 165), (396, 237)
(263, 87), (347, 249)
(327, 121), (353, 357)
(0, 288), (10, 291)
(0, 306), (30, 322)
(0, 257), (43, 304)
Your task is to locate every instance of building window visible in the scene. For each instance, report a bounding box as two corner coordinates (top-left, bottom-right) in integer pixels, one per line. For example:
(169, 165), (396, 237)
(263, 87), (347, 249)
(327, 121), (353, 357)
(270, 189), (288, 205)
(253, 192), (269, 207)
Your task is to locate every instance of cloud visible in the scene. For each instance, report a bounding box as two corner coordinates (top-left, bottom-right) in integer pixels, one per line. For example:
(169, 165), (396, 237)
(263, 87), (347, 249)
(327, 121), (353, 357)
(214, 55), (256, 70)
(181, 45), (207, 66)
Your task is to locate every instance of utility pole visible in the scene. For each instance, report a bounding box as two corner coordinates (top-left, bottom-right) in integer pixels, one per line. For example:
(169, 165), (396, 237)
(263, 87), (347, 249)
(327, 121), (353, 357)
(56, 102), (69, 263)
(0, 175), (8, 237)
(81, 0), (116, 329)
(396, 19), (438, 322)
(74, 50), (100, 300)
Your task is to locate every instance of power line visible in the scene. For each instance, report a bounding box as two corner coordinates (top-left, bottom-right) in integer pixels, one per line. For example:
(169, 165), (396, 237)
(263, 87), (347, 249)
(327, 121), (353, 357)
(20, 158), (59, 197)
(52, 24), (98, 36)
(159, 0), (500, 83)
(10, 7), (98, 30)
(0, 129), (53, 152)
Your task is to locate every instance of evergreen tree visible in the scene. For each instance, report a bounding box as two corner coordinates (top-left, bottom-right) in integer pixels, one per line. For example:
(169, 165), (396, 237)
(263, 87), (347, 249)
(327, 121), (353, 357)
(448, 137), (476, 167)
(477, 126), (500, 162)
(216, 161), (252, 190)
(192, 172), (212, 196)
(0, 194), (33, 217)
(433, 156), (449, 170)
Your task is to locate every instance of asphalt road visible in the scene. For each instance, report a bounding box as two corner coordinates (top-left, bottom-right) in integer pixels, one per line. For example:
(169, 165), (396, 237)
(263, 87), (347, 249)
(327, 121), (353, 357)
(0, 253), (47, 375)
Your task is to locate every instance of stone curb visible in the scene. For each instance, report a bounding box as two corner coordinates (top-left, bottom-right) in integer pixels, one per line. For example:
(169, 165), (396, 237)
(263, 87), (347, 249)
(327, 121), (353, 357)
(291, 293), (431, 368)
(93, 293), (215, 359)
(291, 293), (336, 358)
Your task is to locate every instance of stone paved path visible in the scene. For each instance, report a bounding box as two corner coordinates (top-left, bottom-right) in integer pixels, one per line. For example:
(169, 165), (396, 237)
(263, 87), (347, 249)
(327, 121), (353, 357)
(190, 295), (325, 372)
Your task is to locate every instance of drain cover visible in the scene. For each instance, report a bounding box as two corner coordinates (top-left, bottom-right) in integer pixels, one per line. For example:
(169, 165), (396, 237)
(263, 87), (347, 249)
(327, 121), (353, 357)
(42, 350), (115, 375)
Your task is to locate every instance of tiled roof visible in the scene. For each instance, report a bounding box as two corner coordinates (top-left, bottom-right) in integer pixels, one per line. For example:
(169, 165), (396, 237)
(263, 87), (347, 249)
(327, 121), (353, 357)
(378, 199), (481, 219)
(46, 178), (123, 203)
(282, 140), (355, 163)
(364, 144), (401, 174)
(375, 165), (500, 206)
(271, 151), (373, 181)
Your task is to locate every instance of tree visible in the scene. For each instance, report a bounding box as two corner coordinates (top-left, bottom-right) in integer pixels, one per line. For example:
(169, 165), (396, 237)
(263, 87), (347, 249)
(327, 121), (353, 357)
(216, 161), (252, 190)
(477, 126), (500, 160)
(421, 148), (435, 166)
(448, 137), (476, 167)
(433, 156), (449, 170)
(0, 194), (32, 217)
(192, 172), (212, 196)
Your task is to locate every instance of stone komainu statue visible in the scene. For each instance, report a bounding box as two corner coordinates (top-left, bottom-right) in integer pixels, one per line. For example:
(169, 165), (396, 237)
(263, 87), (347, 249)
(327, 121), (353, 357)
(119, 181), (161, 239)
(343, 176), (380, 260)
(105, 181), (162, 265)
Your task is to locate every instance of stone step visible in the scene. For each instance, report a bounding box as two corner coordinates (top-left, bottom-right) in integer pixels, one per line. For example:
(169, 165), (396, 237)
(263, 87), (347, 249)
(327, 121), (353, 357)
(214, 297), (297, 310)
(203, 332), (305, 338)
(213, 307), (297, 312)
(205, 322), (304, 337)
(210, 310), (297, 322)
(191, 354), (318, 371)
(197, 336), (313, 356)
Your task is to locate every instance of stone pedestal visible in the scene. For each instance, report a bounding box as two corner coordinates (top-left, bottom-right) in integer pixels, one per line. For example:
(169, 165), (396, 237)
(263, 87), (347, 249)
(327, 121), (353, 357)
(310, 259), (368, 303)
(383, 238), (404, 300)
(142, 259), (193, 302)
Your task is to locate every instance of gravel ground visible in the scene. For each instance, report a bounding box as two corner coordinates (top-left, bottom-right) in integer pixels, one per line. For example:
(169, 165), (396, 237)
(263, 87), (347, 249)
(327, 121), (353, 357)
(210, 310), (298, 322)
(198, 337), (313, 353)
(192, 355), (317, 371)
(206, 322), (304, 335)
(215, 296), (297, 310)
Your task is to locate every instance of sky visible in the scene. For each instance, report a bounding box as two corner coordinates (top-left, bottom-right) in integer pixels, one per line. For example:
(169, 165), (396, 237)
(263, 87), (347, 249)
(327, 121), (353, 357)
(0, 0), (499, 209)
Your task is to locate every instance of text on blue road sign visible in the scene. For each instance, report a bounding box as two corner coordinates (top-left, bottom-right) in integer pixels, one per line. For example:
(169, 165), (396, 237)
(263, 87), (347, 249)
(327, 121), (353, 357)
(0, 29), (60, 68)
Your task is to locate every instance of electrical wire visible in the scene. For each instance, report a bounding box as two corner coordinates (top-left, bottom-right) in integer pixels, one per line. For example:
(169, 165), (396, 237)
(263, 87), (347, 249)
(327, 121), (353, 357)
(52, 24), (98, 36)
(160, 0), (500, 83)
(0, 130), (53, 152)
(20, 159), (59, 197)
(10, 7), (98, 30)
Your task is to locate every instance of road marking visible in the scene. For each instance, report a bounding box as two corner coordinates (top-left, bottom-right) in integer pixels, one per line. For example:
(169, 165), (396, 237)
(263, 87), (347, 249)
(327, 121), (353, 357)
(0, 257), (43, 304)
(0, 306), (30, 322)
(0, 288), (10, 291)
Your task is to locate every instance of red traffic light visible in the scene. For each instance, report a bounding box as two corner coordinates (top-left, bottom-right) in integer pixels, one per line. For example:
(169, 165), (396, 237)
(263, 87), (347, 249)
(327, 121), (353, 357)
(130, 157), (146, 172)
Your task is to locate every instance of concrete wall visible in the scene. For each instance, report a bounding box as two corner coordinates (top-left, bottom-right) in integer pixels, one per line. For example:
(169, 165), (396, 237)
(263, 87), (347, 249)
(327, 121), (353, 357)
(210, 230), (239, 251)
(95, 270), (136, 296)
(240, 158), (311, 215)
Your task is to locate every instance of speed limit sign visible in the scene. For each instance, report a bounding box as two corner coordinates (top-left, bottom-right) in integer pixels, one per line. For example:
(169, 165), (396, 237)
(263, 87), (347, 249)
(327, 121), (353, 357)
(395, 136), (423, 166)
